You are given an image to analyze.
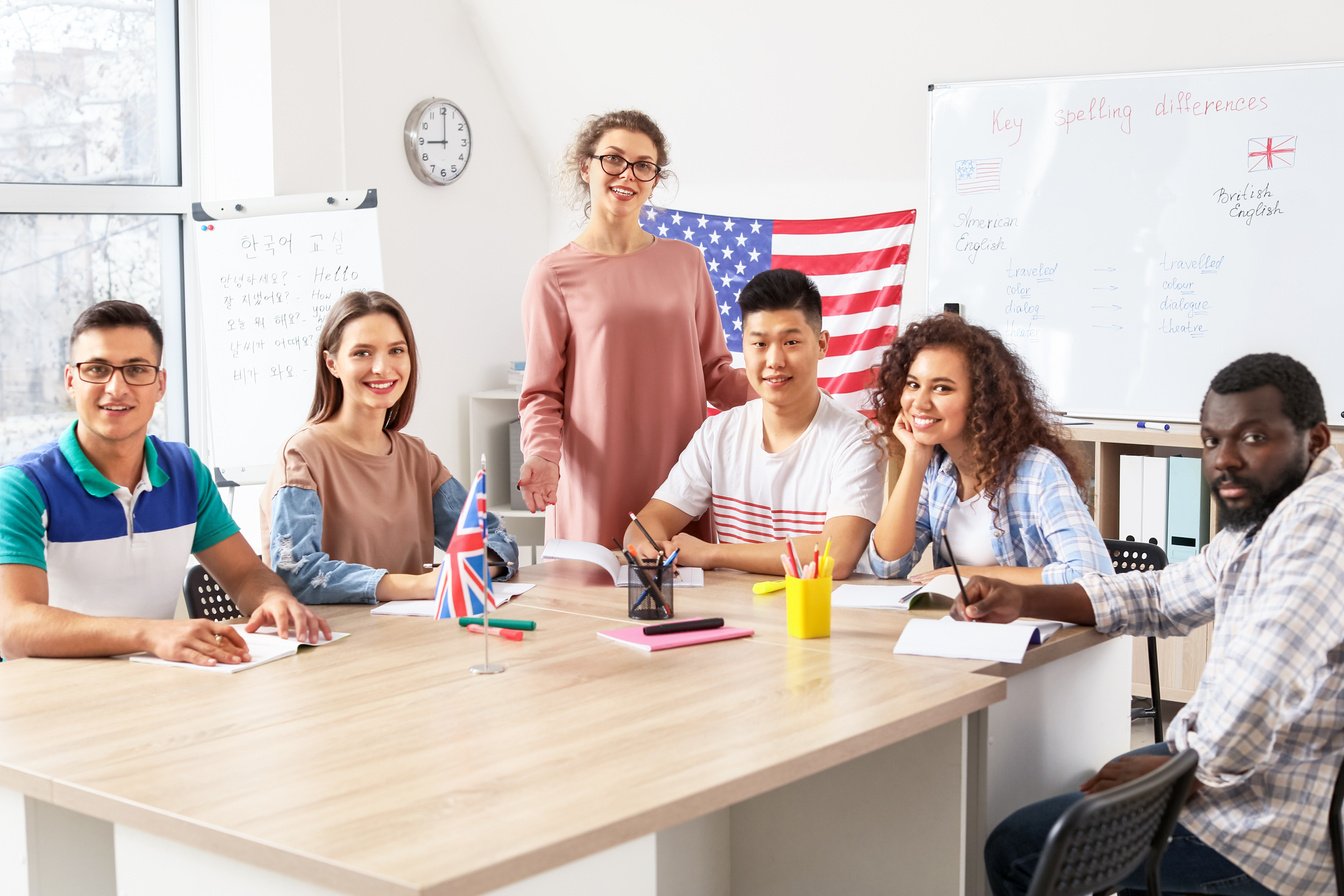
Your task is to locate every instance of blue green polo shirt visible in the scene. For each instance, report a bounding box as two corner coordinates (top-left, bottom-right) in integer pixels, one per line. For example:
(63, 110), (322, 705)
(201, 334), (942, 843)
(0, 423), (239, 620)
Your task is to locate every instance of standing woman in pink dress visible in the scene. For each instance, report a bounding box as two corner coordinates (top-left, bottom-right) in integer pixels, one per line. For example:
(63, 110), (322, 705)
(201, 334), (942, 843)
(518, 110), (752, 544)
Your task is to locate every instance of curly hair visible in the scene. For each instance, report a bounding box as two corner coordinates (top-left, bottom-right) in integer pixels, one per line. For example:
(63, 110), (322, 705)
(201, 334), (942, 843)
(563, 109), (670, 216)
(870, 313), (1085, 519)
(1204, 352), (1326, 431)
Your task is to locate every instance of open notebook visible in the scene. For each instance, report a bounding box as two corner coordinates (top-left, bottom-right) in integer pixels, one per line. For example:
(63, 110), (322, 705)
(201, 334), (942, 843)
(832, 573), (965, 611)
(539, 538), (705, 586)
(129, 625), (348, 674)
(893, 616), (1071, 664)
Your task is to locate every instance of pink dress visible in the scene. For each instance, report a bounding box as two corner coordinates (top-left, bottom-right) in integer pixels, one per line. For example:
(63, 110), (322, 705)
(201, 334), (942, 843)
(520, 238), (751, 544)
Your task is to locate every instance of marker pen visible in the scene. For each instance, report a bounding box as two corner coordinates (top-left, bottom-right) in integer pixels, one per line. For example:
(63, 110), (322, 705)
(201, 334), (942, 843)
(643, 617), (724, 636)
(466, 623), (524, 642)
(1136, 421), (1170, 431)
(457, 617), (536, 631)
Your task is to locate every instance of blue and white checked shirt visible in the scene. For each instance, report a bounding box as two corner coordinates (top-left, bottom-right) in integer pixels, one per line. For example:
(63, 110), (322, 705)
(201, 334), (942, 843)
(1083, 446), (1344, 895)
(864, 445), (1111, 583)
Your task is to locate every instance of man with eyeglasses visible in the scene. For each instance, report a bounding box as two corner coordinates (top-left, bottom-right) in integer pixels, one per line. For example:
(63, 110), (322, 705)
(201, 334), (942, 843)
(0, 300), (329, 664)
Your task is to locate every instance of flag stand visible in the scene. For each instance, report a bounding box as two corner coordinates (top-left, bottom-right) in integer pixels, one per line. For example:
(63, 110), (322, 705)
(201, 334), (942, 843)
(470, 455), (504, 674)
(470, 611), (505, 675)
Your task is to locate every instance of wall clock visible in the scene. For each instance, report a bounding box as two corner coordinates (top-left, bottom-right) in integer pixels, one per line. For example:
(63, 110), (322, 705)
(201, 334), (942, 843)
(404, 98), (471, 185)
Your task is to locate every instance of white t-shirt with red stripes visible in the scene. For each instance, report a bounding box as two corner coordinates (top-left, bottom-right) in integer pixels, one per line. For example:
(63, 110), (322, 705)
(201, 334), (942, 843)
(653, 395), (884, 543)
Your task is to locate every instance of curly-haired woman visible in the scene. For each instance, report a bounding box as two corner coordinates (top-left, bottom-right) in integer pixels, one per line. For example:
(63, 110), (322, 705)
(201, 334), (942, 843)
(865, 313), (1109, 583)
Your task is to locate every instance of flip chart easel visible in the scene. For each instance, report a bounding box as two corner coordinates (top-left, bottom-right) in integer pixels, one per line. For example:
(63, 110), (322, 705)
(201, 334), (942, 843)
(191, 189), (383, 485)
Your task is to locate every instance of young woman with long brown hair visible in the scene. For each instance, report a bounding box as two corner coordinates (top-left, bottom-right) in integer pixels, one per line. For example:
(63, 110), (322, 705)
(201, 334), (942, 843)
(261, 290), (517, 603)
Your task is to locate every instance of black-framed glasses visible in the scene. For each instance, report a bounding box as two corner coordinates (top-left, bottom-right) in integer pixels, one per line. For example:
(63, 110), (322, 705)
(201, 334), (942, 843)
(591, 154), (662, 182)
(72, 361), (161, 386)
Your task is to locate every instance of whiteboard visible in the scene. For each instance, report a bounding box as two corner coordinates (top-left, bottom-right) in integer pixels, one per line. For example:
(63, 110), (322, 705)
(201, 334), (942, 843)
(192, 190), (383, 481)
(927, 63), (1344, 423)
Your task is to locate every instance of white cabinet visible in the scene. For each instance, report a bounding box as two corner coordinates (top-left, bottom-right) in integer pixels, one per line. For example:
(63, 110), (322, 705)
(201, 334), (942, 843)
(467, 390), (546, 563)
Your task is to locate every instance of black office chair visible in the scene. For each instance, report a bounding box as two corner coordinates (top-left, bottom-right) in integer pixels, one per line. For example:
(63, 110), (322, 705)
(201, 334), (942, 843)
(1331, 751), (1344, 896)
(1104, 539), (1168, 743)
(182, 564), (245, 621)
(1026, 748), (1198, 896)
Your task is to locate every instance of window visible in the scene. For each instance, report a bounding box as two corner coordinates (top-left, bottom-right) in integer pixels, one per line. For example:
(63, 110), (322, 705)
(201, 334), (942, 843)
(0, 0), (188, 463)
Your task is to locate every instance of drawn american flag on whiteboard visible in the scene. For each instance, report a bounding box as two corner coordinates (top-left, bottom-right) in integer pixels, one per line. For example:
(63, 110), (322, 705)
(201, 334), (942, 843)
(955, 158), (1002, 194)
(641, 206), (915, 413)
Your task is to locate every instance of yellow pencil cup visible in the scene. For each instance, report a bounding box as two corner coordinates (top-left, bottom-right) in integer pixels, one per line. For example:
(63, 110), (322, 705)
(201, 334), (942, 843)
(785, 575), (832, 639)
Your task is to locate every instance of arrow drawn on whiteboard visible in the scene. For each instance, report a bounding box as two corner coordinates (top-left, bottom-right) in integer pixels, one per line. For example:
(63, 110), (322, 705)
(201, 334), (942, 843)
(1092, 324), (1123, 331)
(1092, 266), (1116, 272)
(1091, 285), (1118, 292)
(1090, 304), (1121, 311)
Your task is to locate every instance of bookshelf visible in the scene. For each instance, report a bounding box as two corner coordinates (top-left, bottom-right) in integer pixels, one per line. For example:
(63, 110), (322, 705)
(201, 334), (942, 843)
(467, 389), (546, 564)
(1063, 421), (1212, 703)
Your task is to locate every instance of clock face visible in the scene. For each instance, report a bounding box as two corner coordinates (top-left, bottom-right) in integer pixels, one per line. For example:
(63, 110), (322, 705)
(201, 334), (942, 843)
(404, 98), (471, 185)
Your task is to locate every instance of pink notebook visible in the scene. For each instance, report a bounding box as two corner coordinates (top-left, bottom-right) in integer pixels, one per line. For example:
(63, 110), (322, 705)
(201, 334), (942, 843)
(597, 622), (754, 651)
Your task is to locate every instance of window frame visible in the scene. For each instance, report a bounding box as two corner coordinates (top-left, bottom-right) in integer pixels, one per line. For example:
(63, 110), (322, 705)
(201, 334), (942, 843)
(0, 0), (196, 444)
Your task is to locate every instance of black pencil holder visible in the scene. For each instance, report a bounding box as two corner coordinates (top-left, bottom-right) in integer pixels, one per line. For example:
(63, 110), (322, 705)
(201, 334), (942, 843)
(627, 559), (673, 620)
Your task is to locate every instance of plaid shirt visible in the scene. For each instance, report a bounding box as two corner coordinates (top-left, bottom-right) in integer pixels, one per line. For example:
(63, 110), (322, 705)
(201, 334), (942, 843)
(1083, 446), (1344, 895)
(864, 445), (1110, 583)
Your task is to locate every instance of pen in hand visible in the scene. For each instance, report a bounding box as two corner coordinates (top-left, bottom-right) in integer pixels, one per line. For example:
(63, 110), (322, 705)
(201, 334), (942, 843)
(942, 533), (972, 620)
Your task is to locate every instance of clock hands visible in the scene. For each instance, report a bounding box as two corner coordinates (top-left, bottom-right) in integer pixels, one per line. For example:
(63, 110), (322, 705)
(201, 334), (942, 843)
(425, 108), (449, 146)
(407, 98), (467, 184)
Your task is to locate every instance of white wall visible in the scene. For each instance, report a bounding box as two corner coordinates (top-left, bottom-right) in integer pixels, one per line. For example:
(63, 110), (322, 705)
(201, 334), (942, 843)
(234, 0), (1344, 479)
(461, 0), (1344, 324)
(266, 0), (549, 474)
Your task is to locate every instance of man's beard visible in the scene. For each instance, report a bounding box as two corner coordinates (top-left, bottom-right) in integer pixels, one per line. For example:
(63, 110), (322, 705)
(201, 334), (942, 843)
(1212, 457), (1310, 532)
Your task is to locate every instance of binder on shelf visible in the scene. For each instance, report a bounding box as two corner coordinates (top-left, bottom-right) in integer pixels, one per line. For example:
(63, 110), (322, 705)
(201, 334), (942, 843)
(1118, 455), (1145, 543)
(1165, 456), (1209, 563)
(1140, 456), (1169, 549)
(1118, 453), (1174, 548)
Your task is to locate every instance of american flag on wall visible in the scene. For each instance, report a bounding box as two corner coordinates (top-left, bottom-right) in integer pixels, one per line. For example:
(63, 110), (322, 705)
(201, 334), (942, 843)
(641, 207), (915, 412)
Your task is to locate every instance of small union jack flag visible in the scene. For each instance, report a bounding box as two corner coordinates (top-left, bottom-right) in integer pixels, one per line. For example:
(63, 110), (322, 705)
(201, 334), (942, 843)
(1248, 135), (1296, 172)
(433, 462), (495, 620)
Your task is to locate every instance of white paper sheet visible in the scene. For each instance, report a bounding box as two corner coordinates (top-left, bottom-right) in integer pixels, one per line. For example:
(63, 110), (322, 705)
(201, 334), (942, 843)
(540, 538), (704, 587)
(831, 584), (925, 610)
(370, 583), (536, 617)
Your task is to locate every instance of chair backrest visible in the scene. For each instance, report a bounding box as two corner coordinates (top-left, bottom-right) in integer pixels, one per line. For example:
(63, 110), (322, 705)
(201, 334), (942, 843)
(1103, 538), (1168, 574)
(1026, 748), (1198, 896)
(182, 564), (244, 622)
(1332, 751), (1344, 896)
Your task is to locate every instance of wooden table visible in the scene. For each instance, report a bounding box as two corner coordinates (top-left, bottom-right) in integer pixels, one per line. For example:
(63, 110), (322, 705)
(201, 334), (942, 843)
(522, 561), (1134, 888)
(0, 568), (1013, 896)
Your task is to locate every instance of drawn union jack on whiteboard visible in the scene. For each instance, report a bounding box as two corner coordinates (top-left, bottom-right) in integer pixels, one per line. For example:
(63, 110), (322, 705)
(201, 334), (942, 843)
(1248, 136), (1296, 172)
